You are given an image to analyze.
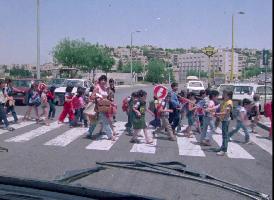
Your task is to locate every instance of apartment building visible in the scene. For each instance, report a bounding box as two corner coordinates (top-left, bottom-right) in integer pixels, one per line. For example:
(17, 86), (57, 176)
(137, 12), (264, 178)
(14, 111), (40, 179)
(176, 50), (239, 82)
(113, 47), (147, 65)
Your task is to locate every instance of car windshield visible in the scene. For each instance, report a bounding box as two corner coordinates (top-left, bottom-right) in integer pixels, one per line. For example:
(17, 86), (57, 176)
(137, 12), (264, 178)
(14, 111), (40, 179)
(218, 85), (234, 94)
(63, 80), (83, 87)
(189, 82), (202, 87)
(48, 79), (64, 85)
(13, 80), (32, 88)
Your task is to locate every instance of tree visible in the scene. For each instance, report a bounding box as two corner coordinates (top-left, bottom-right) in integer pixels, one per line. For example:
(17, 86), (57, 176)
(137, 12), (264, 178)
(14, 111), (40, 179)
(52, 38), (86, 67)
(100, 49), (115, 77)
(122, 61), (143, 73)
(117, 59), (123, 72)
(145, 59), (165, 83)
(9, 68), (32, 78)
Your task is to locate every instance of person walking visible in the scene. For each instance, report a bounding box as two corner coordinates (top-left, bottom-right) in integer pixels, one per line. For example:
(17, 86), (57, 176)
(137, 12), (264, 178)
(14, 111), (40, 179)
(0, 79), (14, 131)
(228, 98), (253, 144)
(58, 86), (74, 127)
(130, 90), (154, 144)
(215, 90), (233, 156)
(153, 93), (176, 141)
(47, 86), (56, 120)
(39, 87), (50, 125)
(4, 79), (19, 123)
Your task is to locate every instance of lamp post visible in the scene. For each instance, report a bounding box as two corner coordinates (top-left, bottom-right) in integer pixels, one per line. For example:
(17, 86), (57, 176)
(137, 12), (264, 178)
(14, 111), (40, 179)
(230, 11), (245, 81)
(36, 0), (40, 79)
(130, 30), (141, 87)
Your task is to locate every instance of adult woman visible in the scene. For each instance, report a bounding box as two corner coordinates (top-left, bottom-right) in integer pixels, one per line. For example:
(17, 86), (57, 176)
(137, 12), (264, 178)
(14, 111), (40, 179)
(90, 75), (115, 141)
(4, 79), (19, 123)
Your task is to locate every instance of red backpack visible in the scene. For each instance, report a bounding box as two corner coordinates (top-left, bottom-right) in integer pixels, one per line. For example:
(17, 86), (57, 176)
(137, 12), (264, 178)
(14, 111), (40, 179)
(122, 97), (130, 112)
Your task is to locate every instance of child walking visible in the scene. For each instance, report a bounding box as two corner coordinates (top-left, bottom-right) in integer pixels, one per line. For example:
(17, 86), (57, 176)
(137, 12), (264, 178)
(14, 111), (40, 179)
(154, 93), (176, 141)
(130, 90), (154, 144)
(58, 86), (74, 127)
(228, 98), (253, 144)
(72, 88), (85, 127)
(39, 87), (50, 125)
(215, 90), (233, 156)
(47, 86), (56, 120)
(183, 92), (197, 138)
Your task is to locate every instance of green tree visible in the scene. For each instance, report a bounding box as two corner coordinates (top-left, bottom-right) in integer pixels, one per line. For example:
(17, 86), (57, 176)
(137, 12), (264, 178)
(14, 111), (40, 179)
(100, 49), (115, 77)
(9, 68), (32, 78)
(145, 59), (165, 83)
(122, 61), (143, 73)
(117, 59), (123, 71)
(52, 38), (86, 67)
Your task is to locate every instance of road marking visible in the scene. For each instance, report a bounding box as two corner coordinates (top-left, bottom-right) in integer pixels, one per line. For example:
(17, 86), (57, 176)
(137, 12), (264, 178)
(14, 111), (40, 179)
(212, 134), (255, 159)
(44, 127), (87, 147)
(85, 121), (126, 151)
(5, 121), (63, 143)
(238, 129), (272, 155)
(130, 129), (157, 154)
(177, 136), (206, 157)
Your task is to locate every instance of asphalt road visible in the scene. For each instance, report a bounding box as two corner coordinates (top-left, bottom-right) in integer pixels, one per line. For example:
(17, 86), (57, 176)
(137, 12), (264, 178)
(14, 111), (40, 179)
(0, 84), (272, 200)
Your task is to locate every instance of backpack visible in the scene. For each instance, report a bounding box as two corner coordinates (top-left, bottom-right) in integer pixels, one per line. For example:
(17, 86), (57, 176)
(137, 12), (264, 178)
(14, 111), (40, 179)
(122, 97), (130, 112)
(148, 100), (156, 113)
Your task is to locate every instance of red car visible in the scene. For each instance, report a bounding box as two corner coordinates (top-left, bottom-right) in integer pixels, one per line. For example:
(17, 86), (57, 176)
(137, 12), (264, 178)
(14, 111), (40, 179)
(12, 79), (43, 105)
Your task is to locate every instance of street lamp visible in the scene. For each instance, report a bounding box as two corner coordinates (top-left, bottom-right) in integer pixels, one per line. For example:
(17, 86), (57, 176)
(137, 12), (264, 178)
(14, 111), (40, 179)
(36, 0), (40, 79)
(230, 11), (245, 81)
(130, 30), (141, 86)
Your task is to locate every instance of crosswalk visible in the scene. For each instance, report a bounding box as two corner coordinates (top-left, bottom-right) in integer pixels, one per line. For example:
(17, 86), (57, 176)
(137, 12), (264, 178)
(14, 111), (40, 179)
(0, 118), (272, 159)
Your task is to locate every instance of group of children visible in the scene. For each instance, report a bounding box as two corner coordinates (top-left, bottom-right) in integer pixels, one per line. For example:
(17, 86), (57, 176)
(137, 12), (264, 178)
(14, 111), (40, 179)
(123, 82), (262, 156)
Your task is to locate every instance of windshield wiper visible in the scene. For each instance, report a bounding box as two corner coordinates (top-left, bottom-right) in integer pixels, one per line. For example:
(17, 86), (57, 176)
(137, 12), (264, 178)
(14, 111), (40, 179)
(96, 161), (270, 200)
(54, 166), (106, 184)
(0, 146), (8, 152)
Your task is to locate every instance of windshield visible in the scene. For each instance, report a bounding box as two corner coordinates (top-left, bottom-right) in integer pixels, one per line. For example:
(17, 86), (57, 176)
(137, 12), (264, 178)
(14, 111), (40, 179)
(0, 1), (272, 200)
(189, 82), (202, 87)
(62, 80), (83, 87)
(13, 80), (32, 88)
(48, 79), (64, 85)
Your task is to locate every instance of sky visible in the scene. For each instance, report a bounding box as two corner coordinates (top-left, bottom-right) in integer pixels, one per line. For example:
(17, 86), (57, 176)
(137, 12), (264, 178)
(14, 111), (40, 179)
(0, 0), (272, 64)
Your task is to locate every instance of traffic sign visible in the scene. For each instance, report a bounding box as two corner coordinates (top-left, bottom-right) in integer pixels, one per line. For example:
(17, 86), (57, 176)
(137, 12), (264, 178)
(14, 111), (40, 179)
(201, 46), (217, 57)
(153, 85), (168, 99)
(262, 50), (269, 65)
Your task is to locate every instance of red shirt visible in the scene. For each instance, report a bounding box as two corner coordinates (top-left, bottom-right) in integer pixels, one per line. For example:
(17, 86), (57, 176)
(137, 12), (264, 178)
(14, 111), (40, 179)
(46, 91), (55, 101)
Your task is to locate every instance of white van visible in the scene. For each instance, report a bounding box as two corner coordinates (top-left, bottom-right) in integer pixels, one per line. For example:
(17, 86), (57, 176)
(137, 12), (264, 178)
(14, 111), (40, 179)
(217, 83), (272, 112)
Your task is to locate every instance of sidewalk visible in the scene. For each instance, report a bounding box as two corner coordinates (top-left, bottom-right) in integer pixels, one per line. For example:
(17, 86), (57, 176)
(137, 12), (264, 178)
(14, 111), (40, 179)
(257, 115), (271, 131)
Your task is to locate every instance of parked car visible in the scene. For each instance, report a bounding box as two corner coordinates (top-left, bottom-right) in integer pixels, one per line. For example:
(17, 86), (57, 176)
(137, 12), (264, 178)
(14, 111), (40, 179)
(217, 83), (272, 112)
(47, 78), (65, 88)
(186, 81), (205, 95)
(12, 79), (43, 105)
(54, 79), (92, 105)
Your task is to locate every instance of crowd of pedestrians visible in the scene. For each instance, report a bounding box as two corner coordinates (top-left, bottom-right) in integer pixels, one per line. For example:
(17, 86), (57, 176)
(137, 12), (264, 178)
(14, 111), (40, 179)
(0, 77), (272, 156)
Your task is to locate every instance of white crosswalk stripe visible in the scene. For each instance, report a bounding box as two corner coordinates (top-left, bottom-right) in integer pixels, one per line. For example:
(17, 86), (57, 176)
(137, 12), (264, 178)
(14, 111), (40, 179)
(5, 121), (63, 143)
(238, 129), (272, 155)
(177, 136), (206, 157)
(44, 127), (87, 147)
(85, 122), (126, 151)
(212, 134), (255, 159)
(130, 129), (157, 154)
(1, 120), (271, 159)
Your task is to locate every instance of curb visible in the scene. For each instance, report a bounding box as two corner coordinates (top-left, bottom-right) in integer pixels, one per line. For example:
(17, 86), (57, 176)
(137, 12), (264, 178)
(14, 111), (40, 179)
(257, 122), (271, 131)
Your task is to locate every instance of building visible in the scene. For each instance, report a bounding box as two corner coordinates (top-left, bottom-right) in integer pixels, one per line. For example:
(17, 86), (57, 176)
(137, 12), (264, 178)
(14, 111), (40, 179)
(113, 47), (148, 65)
(176, 49), (239, 82)
(238, 54), (248, 75)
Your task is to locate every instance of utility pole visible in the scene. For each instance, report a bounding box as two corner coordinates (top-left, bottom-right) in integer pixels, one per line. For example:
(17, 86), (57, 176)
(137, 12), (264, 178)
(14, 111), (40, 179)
(36, 0), (40, 79)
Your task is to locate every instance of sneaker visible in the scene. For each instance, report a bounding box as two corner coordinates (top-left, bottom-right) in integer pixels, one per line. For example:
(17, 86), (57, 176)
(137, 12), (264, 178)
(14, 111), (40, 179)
(130, 138), (141, 143)
(4, 126), (15, 131)
(201, 140), (211, 146)
(228, 138), (233, 142)
(216, 151), (226, 156)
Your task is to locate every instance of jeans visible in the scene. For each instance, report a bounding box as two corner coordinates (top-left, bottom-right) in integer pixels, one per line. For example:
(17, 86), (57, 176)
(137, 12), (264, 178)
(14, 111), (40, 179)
(6, 106), (18, 122)
(220, 121), (230, 152)
(200, 116), (215, 141)
(80, 108), (88, 127)
(149, 117), (161, 128)
(0, 104), (9, 128)
(125, 112), (133, 133)
(169, 110), (180, 130)
(98, 112), (112, 138)
(48, 100), (56, 119)
(228, 120), (250, 142)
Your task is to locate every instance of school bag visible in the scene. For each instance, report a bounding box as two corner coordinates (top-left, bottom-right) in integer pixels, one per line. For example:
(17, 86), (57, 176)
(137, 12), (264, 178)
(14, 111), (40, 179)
(148, 100), (156, 113)
(122, 96), (130, 112)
